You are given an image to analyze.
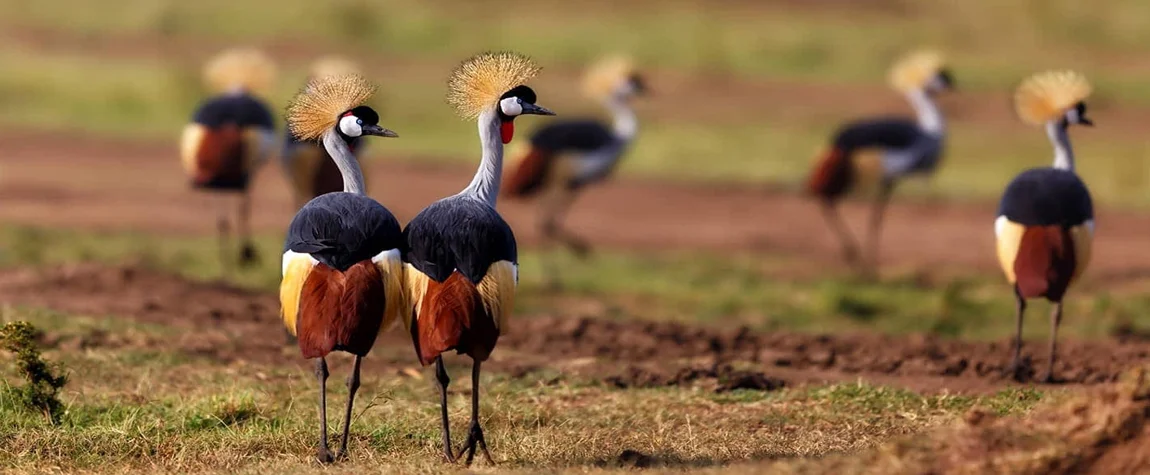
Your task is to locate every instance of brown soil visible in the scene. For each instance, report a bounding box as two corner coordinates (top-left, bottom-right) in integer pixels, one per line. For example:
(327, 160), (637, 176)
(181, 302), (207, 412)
(3, 264), (1149, 395)
(814, 367), (1150, 474)
(7, 131), (1150, 281)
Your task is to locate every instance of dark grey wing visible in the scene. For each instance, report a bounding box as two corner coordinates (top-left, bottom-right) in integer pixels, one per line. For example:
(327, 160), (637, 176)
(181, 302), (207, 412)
(402, 197), (517, 284)
(284, 192), (403, 271)
(833, 118), (921, 152)
(530, 120), (616, 153)
(192, 94), (275, 129)
(998, 168), (1093, 226)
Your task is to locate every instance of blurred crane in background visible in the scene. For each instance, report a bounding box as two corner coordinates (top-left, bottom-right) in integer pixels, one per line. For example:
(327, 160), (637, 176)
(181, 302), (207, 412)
(282, 57), (372, 210)
(995, 70), (1094, 383)
(179, 48), (278, 269)
(806, 50), (954, 275)
(280, 74), (405, 463)
(502, 55), (644, 288)
(404, 52), (553, 465)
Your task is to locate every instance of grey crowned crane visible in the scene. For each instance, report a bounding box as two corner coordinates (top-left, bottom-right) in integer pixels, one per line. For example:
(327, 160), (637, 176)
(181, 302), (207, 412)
(996, 71), (1094, 383)
(280, 74), (405, 463)
(806, 50), (954, 274)
(180, 48), (278, 269)
(403, 52), (553, 465)
(502, 55), (644, 285)
(282, 57), (372, 209)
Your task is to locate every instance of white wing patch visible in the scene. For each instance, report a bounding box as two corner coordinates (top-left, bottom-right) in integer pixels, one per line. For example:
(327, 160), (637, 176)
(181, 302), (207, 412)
(282, 250), (318, 276)
(994, 215), (1008, 238)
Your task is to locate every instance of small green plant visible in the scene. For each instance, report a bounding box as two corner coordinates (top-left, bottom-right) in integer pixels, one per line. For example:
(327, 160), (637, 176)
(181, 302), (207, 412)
(1, 321), (68, 424)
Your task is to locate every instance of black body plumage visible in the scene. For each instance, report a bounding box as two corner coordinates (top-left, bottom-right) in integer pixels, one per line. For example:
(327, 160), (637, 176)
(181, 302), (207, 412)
(403, 197), (517, 284)
(530, 120), (616, 153)
(998, 168), (1093, 226)
(284, 192), (403, 271)
(191, 94), (275, 129)
(832, 118), (920, 152)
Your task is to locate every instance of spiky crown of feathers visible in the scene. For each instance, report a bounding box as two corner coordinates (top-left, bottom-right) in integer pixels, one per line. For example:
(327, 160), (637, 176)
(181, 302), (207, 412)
(582, 55), (635, 99)
(888, 50), (945, 93)
(286, 74), (377, 141)
(1014, 70), (1092, 125)
(447, 52), (541, 119)
(203, 48), (277, 95)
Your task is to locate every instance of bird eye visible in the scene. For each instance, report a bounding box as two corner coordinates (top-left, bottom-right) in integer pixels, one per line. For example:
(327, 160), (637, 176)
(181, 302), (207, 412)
(356, 119), (363, 125)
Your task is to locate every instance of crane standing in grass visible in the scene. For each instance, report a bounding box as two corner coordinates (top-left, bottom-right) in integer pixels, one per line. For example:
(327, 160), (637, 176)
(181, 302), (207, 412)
(502, 55), (644, 286)
(180, 48), (278, 269)
(995, 71), (1094, 383)
(282, 57), (373, 209)
(806, 51), (954, 274)
(280, 74), (405, 463)
(403, 52), (553, 465)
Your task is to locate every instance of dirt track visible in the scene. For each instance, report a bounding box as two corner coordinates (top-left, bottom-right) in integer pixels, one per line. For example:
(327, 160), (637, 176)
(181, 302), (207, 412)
(2, 263), (1148, 395)
(6, 131), (1150, 279)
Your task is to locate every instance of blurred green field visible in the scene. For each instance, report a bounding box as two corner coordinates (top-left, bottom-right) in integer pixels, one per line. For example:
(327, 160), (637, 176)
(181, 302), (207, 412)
(4, 0), (1150, 205)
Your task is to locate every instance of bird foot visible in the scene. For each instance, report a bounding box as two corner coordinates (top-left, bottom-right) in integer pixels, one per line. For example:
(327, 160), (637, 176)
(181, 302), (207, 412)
(316, 446), (335, 464)
(454, 422), (493, 466)
(567, 239), (592, 260)
(239, 244), (259, 267)
(1038, 371), (1061, 385)
(1003, 361), (1030, 383)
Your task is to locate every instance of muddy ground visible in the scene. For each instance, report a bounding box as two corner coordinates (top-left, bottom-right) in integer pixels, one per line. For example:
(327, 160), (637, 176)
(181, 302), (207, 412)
(7, 131), (1150, 281)
(2, 263), (1147, 396)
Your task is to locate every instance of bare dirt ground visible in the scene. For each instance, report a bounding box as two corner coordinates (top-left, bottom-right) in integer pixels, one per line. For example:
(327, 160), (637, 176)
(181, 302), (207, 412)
(2, 263), (1147, 396)
(6, 131), (1150, 280)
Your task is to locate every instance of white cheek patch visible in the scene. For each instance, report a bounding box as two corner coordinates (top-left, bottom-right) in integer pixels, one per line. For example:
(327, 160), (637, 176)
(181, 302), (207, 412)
(1066, 108), (1083, 124)
(339, 115), (363, 137)
(499, 97), (522, 116)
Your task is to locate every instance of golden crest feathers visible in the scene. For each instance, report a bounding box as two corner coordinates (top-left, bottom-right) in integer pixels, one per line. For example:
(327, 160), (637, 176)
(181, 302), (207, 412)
(888, 50), (944, 93)
(287, 74), (377, 141)
(310, 56), (362, 80)
(447, 51), (541, 119)
(203, 48), (277, 95)
(582, 55), (635, 99)
(1014, 70), (1092, 125)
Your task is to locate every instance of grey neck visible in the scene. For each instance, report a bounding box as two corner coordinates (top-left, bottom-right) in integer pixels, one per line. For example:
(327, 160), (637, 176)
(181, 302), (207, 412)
(1046, 120), (1075, 171)
(906, 89), (944, 137)
(604, 95), (637, 141)
(321, 128), (366, 195)
(458, 109), (503, 207)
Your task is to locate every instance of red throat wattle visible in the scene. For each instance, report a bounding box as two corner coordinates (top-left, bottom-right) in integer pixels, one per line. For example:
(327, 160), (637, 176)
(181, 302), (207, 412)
(500, 121), (514, 144)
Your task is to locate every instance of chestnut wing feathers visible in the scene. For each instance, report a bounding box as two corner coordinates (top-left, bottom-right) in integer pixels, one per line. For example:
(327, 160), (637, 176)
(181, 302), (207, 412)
(285, 192), (403, 271)
(402, 197), (517, 284)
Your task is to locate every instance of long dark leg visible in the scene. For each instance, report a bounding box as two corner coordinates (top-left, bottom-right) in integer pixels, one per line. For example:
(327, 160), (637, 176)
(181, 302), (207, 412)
(217, 213), (232, 274)
(455, 361), (492, 466)
(539, 189), (578, 290)
(1042, 302), (1063, 383)
(315, 357), (334, 464)
(336, 355), (362, 459)
(552, 191), (589, 258)
(818, 200), (860, 266)
(1007, 286), (1027, 381)
(434, 357), (455, 463)
(238, 192), (258, 267)
(864, 181), (894, 274)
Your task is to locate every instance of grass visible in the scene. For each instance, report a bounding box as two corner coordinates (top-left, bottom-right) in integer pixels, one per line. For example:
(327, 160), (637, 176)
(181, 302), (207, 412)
(7, 1), (1150, 205)
(0, 307), (1049, 473)
(2, 224), (1149, 344)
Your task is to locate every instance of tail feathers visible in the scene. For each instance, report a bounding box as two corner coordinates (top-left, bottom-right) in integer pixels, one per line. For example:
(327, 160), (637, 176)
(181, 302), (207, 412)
(188, 125), (248, 187)
(415, 273), (497, 365)
(296, 262), (387, 358)
(1014, 225), (1076, 301)
(806, 147), (853, 200)
(503, 146), (554, 198)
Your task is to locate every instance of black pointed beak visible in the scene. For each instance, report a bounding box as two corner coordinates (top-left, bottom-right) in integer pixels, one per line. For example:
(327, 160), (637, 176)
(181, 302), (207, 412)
(521, 103), (555, 116)
(362, 125), (399, 137)
(1080, 116), (1094, 127)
